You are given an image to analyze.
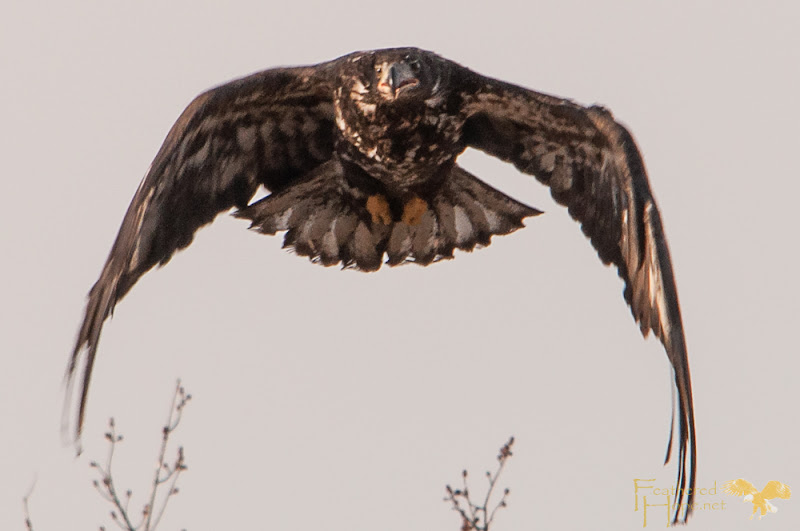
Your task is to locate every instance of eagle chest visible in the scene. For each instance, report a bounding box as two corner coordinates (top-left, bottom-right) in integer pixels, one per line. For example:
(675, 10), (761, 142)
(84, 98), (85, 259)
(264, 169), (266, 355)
(335, 96), (462, 189)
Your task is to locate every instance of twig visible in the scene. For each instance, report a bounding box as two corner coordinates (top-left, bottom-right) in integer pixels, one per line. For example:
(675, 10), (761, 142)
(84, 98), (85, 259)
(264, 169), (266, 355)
(445, 436), (514, 531)
(91, 380), (191, 531)
(145, 382), (190, 530)
(23, 480), (36, 531)
(90, 419), (138, 530)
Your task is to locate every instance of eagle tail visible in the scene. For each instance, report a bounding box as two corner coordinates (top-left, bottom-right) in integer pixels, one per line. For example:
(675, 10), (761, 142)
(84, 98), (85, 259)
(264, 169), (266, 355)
(236, 162), (541, 270)
(393, 164), (542, 264)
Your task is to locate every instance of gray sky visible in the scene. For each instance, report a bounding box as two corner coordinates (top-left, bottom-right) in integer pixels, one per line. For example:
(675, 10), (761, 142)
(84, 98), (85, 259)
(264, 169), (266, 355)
(2, 1), (799, 530)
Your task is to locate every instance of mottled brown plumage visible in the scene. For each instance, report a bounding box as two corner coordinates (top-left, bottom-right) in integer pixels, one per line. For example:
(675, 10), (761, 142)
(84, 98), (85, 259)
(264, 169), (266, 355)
(67, 48), (695, 523)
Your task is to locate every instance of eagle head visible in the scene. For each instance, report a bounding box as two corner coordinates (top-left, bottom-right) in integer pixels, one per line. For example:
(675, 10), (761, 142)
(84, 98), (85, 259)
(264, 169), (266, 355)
(372, 48), (439, 102)
(337, 48), (447, 111)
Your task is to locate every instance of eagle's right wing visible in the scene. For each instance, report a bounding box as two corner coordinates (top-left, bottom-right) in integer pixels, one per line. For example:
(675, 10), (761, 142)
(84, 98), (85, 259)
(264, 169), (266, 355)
(724, 479), (758, 497)
(66, 64), (337, 447)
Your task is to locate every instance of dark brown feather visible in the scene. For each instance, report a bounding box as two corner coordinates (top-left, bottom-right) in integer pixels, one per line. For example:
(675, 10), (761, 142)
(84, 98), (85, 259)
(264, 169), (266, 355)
(66, 66), (336, 445)
(458, 73), (695, 523)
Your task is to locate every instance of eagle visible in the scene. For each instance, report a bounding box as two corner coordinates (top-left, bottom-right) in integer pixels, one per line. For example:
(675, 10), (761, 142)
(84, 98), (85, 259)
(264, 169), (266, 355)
(66, 48), (696, 523)
(724, 479), (792, 520)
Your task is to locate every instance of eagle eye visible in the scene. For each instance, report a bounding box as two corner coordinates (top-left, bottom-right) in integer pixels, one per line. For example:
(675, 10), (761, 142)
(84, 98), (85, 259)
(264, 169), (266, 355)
(406, 57), (421, 73)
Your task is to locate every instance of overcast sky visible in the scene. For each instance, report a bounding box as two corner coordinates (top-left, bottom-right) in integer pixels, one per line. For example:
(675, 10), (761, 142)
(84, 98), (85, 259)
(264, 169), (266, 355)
(2, 2), (799, 530)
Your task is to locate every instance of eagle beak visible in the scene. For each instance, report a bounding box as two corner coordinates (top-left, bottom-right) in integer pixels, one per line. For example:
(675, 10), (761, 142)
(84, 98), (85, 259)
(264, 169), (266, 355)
(378, 62), (419, 98)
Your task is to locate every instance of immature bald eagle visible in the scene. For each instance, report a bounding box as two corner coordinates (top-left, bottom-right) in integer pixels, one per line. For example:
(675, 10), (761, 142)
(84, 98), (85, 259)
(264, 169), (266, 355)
(67, 48), (696, 523)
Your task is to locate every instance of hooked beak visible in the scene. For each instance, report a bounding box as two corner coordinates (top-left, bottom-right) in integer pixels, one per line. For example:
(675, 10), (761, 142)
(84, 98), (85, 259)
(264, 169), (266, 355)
(377, 62), (419, 98)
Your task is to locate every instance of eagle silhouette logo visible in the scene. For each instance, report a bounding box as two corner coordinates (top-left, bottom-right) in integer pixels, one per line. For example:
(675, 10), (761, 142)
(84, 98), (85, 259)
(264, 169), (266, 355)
(724, 479), (792, 520)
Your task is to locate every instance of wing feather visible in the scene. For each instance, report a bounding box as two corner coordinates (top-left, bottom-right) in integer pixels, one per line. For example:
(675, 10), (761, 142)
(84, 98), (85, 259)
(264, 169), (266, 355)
(762, 481), (792, 500)
(724, 479), (758, 497)
(66, 65), (337, 445)
(458, 72), (696, 523)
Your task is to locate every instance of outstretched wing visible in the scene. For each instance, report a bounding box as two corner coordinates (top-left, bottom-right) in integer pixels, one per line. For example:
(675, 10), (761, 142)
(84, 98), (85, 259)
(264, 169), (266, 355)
(762, 481), (792, 500)
(724, 479), (758, 497)
(456, 71), (696, 523)
(66, 64), (337, 445)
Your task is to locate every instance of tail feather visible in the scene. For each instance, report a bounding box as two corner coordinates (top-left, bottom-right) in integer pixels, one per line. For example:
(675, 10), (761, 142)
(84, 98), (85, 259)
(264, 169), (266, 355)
(431, 196), (459, 254)
(386, 222), (414, 265)
(235, 162), (542, 270)
(408, 208), (439, 265)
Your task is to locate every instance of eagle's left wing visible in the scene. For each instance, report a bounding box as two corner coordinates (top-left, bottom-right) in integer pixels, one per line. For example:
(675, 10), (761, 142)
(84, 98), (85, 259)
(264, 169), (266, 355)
(65, 64), (337, 447)
(762, 481), (792, 500)
(455, 70), (696, 524)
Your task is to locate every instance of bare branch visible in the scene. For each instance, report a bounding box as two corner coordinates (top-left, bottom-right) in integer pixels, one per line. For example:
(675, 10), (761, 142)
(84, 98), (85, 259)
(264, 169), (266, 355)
(90, 380), (191, 531)
(145, 382), (191, 530)
(91, 418), (139, 530)
(445, 436), (515, 531)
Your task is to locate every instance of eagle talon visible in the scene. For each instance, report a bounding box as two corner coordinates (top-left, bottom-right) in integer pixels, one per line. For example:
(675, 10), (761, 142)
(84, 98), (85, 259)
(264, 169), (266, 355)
(366, 194), (392, 225)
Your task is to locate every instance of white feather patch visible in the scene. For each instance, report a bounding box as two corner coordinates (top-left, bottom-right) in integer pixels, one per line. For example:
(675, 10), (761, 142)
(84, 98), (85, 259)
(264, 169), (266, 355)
(483, 209), (502, 232)
(127, 187), (155, 272)
(321, 227), (339, 259)
(453, 206), (473, 245)
(334, 105), (347, 132)
(349, 80), (366, 100)
(274, 207), (293, 231)
(357, 102), (376, 116)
